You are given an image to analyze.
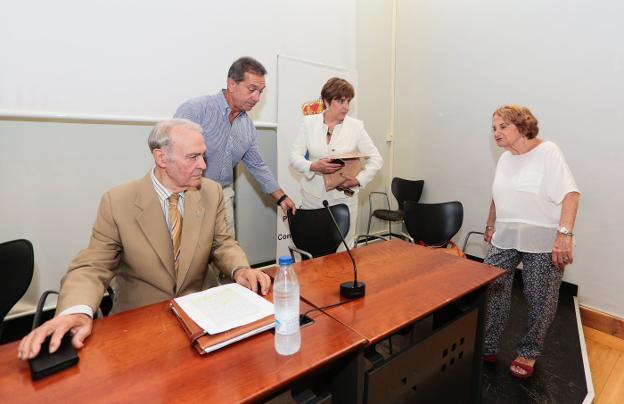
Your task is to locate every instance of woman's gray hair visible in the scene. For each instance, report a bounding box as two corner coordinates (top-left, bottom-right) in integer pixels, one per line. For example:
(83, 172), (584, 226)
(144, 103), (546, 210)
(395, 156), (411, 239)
(148, 118), (203, 152)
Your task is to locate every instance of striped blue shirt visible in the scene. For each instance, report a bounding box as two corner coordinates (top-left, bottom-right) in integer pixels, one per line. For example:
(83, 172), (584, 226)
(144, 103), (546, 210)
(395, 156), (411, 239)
(174, 91), (280, 194)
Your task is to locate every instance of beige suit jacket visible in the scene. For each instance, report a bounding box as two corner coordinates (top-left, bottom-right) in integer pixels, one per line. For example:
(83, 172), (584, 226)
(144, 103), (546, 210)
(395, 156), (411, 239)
(56, 173), (249, 314)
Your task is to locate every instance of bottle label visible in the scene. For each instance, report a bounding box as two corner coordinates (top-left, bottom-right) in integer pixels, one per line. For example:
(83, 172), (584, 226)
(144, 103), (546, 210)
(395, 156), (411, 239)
(275, 316), (300, 335)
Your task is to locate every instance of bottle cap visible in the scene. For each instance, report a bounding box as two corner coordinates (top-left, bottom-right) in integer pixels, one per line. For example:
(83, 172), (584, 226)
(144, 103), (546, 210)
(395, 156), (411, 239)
(278, 256), (294, 266)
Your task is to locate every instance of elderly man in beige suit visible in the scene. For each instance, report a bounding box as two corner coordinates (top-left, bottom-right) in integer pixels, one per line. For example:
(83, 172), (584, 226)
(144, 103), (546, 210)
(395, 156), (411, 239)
(18, 118), (271, 360)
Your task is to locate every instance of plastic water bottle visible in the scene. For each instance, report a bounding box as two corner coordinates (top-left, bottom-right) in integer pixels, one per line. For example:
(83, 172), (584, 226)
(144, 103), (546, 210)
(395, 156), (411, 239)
(274, 255), (301, 355)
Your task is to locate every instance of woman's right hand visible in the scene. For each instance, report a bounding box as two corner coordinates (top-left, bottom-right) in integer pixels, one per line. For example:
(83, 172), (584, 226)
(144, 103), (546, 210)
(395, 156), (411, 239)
(310, 158), (343, 174)
(484, 226), (495, 244)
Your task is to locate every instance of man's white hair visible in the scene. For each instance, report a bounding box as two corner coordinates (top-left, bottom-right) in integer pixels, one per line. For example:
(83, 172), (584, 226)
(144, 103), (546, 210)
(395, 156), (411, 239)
(147, 118), (203, 152)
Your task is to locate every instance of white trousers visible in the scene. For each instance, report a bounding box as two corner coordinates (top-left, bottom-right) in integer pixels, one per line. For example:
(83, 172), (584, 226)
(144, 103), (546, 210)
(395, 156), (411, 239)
(205, 185), (235, 287)
(221, 185), (236, 238)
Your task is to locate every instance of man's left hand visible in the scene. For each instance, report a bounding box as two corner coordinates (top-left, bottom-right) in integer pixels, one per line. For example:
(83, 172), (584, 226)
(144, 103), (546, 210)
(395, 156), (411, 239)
(279, 196), (297, 215)
(234, 268), (272, 295)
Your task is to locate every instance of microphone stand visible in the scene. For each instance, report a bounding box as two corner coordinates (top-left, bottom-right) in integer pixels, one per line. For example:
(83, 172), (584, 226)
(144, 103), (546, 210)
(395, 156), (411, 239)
(322, 200), (365, 299)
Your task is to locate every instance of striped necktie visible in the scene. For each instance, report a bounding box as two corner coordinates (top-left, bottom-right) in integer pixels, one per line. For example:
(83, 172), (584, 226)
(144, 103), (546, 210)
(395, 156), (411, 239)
(167, 193), (182, 274)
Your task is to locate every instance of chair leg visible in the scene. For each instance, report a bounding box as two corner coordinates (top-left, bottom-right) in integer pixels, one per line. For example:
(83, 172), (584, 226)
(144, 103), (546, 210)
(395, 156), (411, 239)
(366, 215), (373, 245)
(388, 221), (392, 239)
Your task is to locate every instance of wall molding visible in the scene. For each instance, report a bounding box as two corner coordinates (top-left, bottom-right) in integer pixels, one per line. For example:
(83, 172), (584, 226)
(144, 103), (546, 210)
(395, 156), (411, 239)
(580, 305), (624, 340)
(0, 110), (277, 129)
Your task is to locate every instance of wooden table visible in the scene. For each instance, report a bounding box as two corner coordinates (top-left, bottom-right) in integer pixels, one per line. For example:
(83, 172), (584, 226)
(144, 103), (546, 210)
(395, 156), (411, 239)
(0, 300), (365, 403)
(288, 239), (503, 344)
(0, 240), (503, 404)
(270, 239), (504, 403)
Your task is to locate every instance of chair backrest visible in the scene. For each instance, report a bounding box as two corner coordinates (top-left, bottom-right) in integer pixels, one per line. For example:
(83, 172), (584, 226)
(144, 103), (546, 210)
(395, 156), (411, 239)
(391, 177), (425, 210)
(403, 201), (464, 246)
(287, 204), (350, 259)
(0, 239), (34, 323)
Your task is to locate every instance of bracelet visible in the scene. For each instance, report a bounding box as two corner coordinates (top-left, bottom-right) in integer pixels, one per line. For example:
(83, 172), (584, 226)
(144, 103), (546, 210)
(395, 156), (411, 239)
(276, 194), (288, 206)
(485, 225), (495, 230)
(557, 227), (574, 237)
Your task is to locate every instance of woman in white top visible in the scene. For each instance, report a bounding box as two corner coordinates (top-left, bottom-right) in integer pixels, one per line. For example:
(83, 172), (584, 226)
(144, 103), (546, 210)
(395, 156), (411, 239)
(289, 78), (383, 248)
(482, 105), (580, 379)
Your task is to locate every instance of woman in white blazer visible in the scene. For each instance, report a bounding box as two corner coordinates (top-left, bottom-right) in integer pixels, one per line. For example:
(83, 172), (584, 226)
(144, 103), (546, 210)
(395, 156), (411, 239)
(290, 77), (383, 248)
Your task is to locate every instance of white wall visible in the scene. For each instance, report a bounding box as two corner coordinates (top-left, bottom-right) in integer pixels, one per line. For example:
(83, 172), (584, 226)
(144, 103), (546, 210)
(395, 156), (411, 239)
(0, 121), (153, 314)
(355, 0), (394, 234)
(0, 0), (356, 123)
(0, 0), (359, 317)
(394, 0), (624, 317)
(235, 129), (278, 264)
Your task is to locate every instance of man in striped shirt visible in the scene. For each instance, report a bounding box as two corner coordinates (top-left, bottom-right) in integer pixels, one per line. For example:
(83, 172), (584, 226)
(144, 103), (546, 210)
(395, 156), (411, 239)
(174, 56), (296, 239)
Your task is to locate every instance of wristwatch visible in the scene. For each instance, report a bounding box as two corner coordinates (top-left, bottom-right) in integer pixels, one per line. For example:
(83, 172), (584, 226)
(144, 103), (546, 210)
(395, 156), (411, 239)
(557, 226), (574, 237)
(276, 194), (288, 206)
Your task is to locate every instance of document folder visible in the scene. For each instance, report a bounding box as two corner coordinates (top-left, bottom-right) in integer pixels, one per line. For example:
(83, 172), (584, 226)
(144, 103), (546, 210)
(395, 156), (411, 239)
(170, 289), (275, 355)
(323, 152), (365, 191)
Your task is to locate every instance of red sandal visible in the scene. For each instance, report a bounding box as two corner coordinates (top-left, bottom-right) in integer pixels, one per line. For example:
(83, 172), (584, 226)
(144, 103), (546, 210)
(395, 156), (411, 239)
(509, 359), (535, 378)
(483, 354), (497, 363)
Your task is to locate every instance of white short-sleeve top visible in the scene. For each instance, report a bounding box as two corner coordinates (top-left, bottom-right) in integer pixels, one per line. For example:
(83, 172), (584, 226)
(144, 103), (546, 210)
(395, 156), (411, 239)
(492, 141), (580, 253)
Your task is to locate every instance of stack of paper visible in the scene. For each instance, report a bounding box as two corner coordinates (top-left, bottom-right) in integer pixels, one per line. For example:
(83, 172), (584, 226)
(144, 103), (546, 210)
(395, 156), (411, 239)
(170, 283), (275, 354)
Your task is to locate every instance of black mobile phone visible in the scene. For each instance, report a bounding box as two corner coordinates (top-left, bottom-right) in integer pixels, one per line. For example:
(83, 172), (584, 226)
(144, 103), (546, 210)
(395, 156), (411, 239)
(29, 334), (79, 380)
(330, 158), (345, 165)
(270, 314), (315, 334)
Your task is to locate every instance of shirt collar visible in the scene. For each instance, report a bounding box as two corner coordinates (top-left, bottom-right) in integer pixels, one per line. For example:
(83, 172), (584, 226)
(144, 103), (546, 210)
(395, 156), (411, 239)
(150, 167), (185, 200)
(218, 89), (247, 120)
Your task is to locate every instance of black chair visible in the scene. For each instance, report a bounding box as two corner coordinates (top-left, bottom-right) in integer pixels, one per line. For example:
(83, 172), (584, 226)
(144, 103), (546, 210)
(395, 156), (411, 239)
(0, 239), (34, 337)
(287, 204), (388, 261)
(462, 231), (485, 254)
(287, 204), (351, 260)
(32, 287), (115, 329)
(367, 177), (424, 239)
(403, 201), (464, 246)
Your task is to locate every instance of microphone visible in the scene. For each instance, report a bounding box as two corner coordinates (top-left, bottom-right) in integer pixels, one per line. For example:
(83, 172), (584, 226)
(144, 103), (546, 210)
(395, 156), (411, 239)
(322, 200), (365, 299)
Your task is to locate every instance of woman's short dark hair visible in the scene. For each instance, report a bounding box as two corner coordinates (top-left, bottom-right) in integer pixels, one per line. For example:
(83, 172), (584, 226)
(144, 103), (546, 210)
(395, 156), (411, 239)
(227, 57), (267, 83)
(494, 104), (539, 139)
(321, 77), (355, 105)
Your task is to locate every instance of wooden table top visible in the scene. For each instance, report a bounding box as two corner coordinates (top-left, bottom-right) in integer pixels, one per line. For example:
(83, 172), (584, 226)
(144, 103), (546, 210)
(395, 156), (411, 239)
(275, 239), (504, 345)
(0, 299), (365, 403)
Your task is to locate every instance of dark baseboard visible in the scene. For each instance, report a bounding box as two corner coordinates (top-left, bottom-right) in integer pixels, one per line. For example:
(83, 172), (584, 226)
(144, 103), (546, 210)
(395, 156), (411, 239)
(580, 306), (624, 339)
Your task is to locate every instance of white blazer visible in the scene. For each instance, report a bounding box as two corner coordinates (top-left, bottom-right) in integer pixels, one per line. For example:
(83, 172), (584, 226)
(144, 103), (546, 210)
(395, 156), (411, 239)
(289, 114), (383, 199)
